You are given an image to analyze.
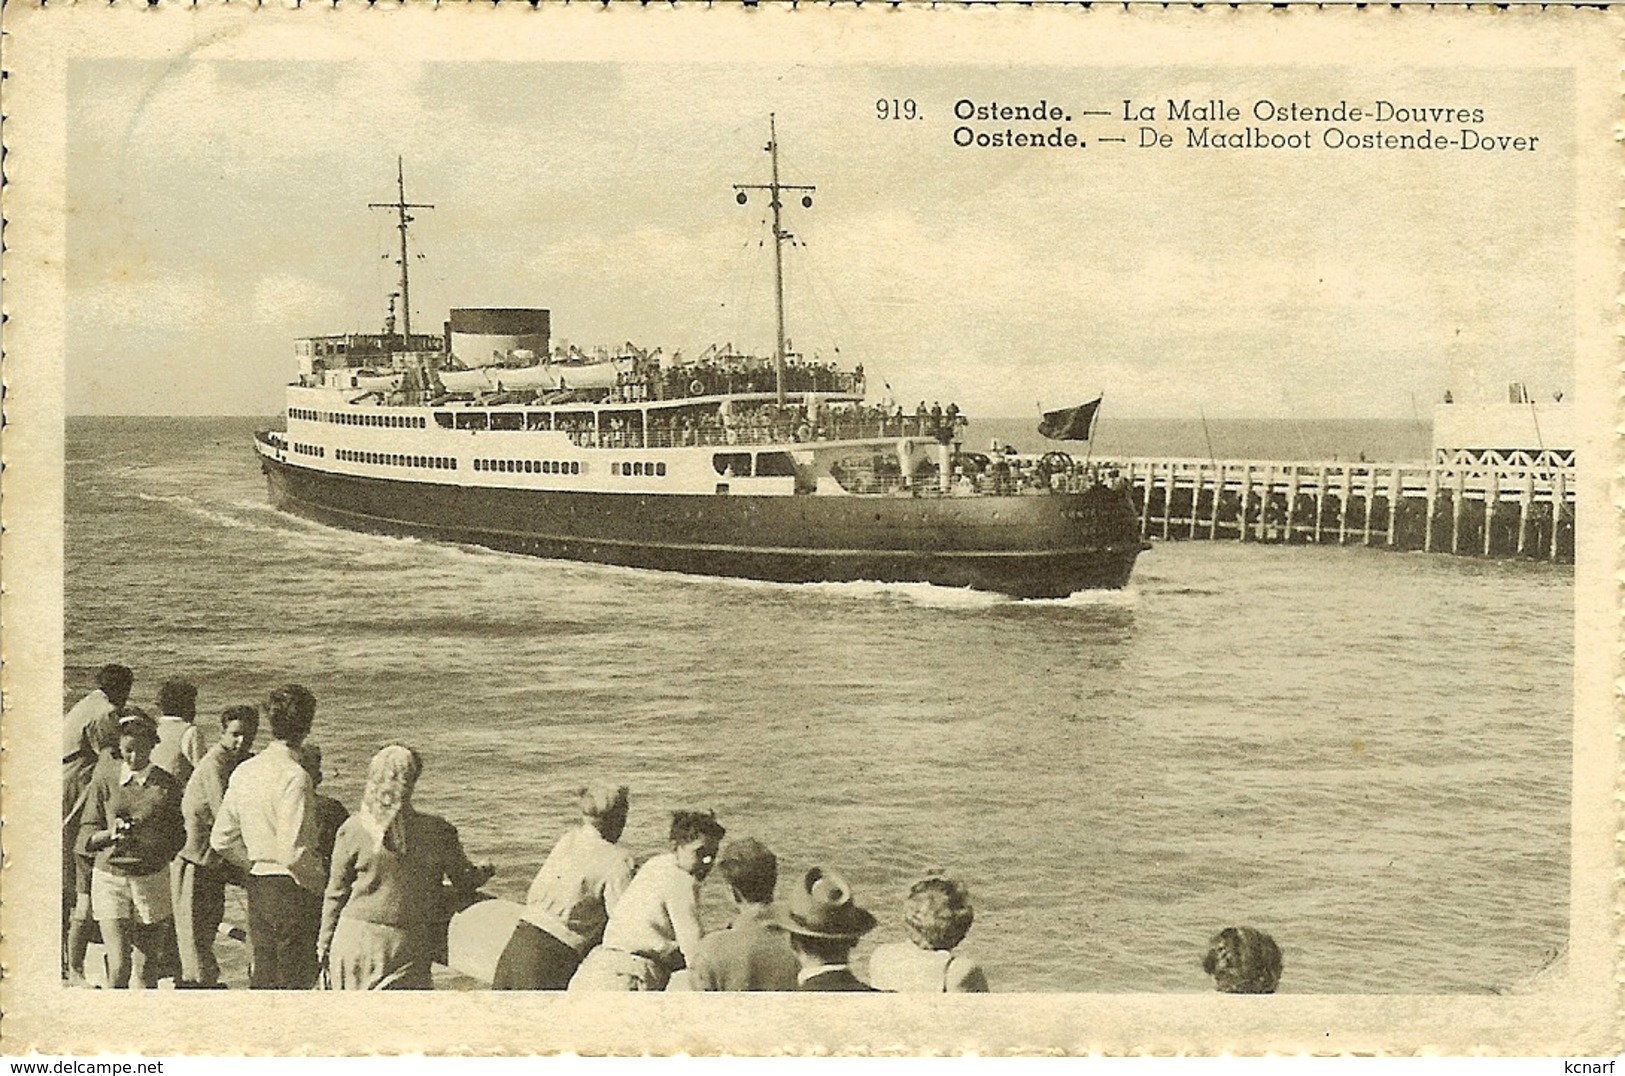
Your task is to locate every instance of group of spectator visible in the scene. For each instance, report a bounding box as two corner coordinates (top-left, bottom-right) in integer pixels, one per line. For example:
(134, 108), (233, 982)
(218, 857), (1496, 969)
(490, 787), (1280, 994)
(62, 663), (1281, 995)
(62, 665), (490, 991)
(489, 786), (988, 993)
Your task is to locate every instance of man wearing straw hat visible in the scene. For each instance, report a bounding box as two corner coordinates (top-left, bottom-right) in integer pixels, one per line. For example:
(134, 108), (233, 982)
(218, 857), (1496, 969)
(768, 866), (880, 992)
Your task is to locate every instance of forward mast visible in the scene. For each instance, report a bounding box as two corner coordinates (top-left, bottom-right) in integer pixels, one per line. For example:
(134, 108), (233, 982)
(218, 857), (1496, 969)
(369, 157), (434, 344)
(733, 114), (815, 407)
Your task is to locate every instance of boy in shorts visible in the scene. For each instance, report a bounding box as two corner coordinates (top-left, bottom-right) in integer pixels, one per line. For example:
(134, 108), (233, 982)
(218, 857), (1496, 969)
(77, 710), (186, 988)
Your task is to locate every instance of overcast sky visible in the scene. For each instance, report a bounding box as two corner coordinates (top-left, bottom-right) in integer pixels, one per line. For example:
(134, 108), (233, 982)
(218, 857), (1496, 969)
(66, 59), (1573, 418)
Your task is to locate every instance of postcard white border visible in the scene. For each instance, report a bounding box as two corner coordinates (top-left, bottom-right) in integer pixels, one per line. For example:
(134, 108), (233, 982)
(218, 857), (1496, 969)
(1, 4), (1618, 1055)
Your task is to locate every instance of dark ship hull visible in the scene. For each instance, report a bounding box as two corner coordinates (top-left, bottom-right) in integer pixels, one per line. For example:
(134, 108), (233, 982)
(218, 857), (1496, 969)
(261, 449), (1145, 599)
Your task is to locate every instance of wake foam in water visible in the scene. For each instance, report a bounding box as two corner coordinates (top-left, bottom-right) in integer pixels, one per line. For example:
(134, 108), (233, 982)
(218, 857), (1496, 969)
(1027, 585), (1141, 609)
(136, 491), (434, 565)
(675, 573), (1141, 611)
(791, 579), (1010, 608)
(134, 492), (291, 537)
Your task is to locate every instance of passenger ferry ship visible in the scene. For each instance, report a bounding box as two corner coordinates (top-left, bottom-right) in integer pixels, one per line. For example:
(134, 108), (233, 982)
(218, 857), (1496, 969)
(254, 123), (1146, 599)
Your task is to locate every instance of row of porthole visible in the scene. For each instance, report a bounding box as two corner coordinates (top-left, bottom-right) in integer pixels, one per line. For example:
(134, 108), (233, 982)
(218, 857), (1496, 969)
(611, 461), (668, 477)
(292, 443), (326, 458)
(475, 458), (582, 476)
(290, 407), (427, 429)
(337, 448), (457, 470)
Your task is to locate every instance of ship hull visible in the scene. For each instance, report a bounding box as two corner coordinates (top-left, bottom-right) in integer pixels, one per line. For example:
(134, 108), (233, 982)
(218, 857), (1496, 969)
(261, 454), (1145, 599)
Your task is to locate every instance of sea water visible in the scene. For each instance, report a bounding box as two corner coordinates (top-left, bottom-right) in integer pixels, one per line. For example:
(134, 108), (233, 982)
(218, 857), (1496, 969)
(63, 417), (1569, 993)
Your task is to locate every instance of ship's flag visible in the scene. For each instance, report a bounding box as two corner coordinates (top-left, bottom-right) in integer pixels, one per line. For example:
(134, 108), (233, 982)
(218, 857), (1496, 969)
(1038, 397), (1102, 441)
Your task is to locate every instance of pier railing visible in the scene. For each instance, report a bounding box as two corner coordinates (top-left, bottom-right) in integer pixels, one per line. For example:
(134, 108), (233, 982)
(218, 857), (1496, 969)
(1109, 457), (1575, 562)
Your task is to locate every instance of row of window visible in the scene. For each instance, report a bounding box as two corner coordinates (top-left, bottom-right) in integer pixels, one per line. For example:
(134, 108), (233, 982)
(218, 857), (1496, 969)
(289, 407), (427, 430)
(474, 458), (583, 476)
(291, 443), (326, 458)
(611, 461), (668, 477)
(337, 449), (458, 470)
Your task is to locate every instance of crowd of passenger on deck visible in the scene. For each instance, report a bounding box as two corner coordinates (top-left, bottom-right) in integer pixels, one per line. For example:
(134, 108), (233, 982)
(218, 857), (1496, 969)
(609, 352), (866, 405)
(62, 664), (1283, 994)
(953, 444), (1115, 497)
(638, 400), (965, 450)
(439, 398), (968, 452)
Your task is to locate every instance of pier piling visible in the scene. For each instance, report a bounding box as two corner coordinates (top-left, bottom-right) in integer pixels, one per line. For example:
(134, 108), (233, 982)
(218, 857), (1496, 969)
(1189, 469), (1203, 540)
(1424, 469), (1439, 553)
(1285, 470), (1300, 542)
(1517, 471), (1534, 556)
(1362, 469), (1376, 546)
(1161, 462), (1174, 540)
(1111, 456), (1574, 563)
(1550, 471), (1566, 561)
(1313, 467), (1327, 543)
(1338, 470), (1352, 546)
(1239, 469), (1252, 543)
(1142, 464), (1154, 535)
(1258, 466), (1274, 542)
(1209, 465), (1224, 539)
(1385, 472), (1402, 547)
(1462, 471), (1475, 555)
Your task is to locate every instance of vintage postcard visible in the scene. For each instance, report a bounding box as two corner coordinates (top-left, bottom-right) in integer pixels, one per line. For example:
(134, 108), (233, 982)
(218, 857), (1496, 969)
(1, 2), (1618, 1057)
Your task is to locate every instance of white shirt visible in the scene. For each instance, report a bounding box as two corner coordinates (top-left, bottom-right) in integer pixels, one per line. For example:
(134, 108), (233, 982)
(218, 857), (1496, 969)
(119, 762), (154, 787)
(151, 715), (205, 787)
(797, 963), (850, 985)
(520, 824), (636, 952)
(210, 740), (322, 891)
(64, 690), (115, 760)
(600, 852), (703, 966)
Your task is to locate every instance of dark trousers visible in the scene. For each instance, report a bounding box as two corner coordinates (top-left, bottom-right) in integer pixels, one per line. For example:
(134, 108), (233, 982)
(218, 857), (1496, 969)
(245, 873), (321, 990)
(491, 921), (581, 990)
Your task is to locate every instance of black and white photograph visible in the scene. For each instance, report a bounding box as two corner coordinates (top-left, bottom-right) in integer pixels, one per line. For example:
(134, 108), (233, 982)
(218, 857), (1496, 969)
(3, 4), (1618, 1058)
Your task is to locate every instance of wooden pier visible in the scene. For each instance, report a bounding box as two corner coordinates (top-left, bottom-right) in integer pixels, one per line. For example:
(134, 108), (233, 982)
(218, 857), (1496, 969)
(1108, 458), (1575, 562)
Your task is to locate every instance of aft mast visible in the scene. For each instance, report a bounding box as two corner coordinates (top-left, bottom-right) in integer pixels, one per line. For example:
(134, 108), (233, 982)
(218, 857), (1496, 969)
(370, 158), (434, 344)
(734, 115), (815, 406)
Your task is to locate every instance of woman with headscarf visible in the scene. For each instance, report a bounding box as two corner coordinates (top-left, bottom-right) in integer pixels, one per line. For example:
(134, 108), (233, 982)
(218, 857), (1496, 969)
(491, 783), (635, 990)
(318, 745), (495, 989)
(1202, 926), (1283, 994)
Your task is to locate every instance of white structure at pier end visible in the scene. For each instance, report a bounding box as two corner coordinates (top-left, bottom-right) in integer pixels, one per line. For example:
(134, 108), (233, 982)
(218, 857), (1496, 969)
(1433, 384), (1573, 469)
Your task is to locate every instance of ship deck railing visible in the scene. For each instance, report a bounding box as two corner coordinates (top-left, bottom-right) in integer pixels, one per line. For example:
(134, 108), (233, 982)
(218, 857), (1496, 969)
(615, 370), (867, 403)
(832, 470), (1119, 497)
(561, 419), (959, 450)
